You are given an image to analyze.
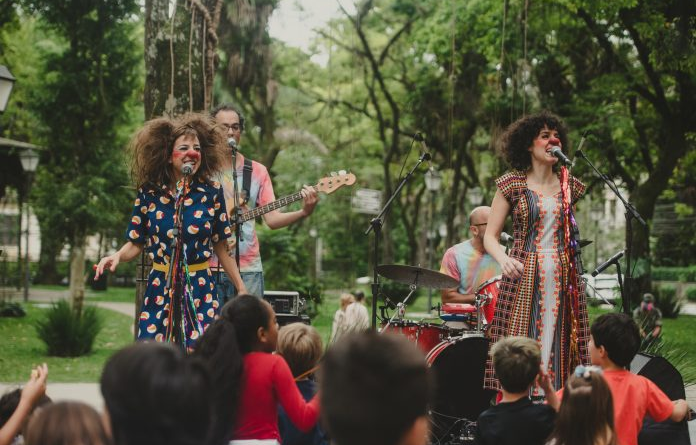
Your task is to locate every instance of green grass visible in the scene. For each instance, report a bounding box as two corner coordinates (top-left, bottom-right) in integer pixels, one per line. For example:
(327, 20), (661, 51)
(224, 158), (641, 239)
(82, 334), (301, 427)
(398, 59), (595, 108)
(32, 284), (137, 303)
(4, 286), (693, 386)
(0, 303), (133, 383)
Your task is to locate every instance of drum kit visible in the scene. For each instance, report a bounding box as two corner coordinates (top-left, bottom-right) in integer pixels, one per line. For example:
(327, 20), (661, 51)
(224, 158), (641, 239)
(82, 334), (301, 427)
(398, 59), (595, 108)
(376, 264), (501, 444)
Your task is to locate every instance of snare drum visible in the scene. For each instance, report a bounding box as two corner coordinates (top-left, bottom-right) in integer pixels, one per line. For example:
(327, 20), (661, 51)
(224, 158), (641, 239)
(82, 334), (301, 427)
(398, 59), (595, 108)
(440, 302), (477, 330)
(475, 275), (501, 325)
(380, 320), (451, 353)
(426, 335), (496, 443)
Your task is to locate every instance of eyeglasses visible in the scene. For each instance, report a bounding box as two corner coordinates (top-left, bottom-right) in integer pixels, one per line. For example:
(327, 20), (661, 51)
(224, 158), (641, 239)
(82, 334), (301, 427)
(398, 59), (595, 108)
(472, 223), (487, 227)
(221, 123), (242, 132)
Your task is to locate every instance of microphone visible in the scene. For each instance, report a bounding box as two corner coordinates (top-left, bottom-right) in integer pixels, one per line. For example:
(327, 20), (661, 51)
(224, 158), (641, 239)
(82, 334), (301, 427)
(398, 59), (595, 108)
(416, 132), (433, 170)
(227, 137), (238, 150)
(550, 146), (572, 166)
(181, 162), (194, 176)
(592, 250), (624, 277)
(500, 232), (513, 244)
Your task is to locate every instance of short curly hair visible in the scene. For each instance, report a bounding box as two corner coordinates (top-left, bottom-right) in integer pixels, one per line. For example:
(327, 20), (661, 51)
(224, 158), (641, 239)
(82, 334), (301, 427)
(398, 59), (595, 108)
(499, 111), (569, 171)
(130, 113), (226, 188)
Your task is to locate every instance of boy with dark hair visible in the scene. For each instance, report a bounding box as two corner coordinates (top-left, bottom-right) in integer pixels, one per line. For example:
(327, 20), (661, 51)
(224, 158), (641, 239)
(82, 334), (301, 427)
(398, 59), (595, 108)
(320, 332), (431, 445)
(475, 336), (556, 445)
(589, 313), (690, 445)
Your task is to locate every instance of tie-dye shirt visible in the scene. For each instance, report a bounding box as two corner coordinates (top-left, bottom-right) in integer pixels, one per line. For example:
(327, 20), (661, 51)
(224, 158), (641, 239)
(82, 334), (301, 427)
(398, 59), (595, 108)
(440, 239), (501, 295)
(210, 157), (275, 272)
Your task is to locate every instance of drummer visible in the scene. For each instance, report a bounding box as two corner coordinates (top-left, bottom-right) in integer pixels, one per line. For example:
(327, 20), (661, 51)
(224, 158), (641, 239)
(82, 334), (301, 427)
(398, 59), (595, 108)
(440, 206), (502, 305)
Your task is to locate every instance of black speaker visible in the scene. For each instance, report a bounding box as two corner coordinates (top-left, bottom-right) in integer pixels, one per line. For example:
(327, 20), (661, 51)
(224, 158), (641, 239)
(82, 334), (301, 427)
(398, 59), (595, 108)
(630, 353), (691, 445)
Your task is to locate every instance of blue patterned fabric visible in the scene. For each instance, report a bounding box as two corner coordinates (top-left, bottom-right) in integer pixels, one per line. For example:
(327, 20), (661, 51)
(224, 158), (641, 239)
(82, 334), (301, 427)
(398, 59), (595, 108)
(126, 179), (231, 347)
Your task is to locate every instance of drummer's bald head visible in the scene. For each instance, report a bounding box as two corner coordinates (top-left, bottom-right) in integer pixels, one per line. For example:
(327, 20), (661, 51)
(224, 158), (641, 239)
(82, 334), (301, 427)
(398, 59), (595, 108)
(469, 206), (491, 226)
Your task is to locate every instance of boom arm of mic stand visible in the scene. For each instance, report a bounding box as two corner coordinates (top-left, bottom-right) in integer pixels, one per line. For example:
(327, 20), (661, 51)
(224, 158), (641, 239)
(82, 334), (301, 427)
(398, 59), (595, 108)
(576, 149), (642, 315)
(365, 152), (430, 329)
(575, 150), (646, 227)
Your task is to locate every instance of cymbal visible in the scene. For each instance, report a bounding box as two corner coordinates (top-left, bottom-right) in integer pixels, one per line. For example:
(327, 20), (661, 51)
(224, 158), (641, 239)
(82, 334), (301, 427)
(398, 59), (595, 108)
(579, 239), (593, 248)
(377, 264), (458, 289)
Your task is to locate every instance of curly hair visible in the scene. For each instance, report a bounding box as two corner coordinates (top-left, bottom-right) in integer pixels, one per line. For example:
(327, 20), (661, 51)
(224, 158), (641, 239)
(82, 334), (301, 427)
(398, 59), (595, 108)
(130, 113), (227, 188)
(499, 111), (569, 171)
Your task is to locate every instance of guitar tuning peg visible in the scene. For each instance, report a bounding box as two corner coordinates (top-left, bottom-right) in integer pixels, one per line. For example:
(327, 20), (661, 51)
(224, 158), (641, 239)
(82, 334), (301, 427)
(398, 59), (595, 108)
(338, 170), (347, 175)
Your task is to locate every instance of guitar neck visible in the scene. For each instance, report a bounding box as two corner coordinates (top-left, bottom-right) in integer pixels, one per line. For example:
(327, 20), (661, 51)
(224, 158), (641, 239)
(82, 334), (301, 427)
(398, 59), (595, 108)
(238, 186), (318, 223)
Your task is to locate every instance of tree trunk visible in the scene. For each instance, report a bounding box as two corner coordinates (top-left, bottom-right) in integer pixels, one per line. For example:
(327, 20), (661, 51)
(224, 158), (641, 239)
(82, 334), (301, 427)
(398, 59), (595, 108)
(144, 0), (221, 118)
(625, 125), (688, 305)
(69, 240), (86, 316)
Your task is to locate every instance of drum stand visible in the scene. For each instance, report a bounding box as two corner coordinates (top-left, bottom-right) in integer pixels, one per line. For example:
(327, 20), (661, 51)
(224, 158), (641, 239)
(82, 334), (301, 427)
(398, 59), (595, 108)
(473, 292), (488, 334)
(379, 284), (417, 333)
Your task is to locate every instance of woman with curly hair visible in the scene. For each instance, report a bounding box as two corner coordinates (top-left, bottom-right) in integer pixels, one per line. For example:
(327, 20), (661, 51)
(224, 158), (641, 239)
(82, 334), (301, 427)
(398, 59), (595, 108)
(95, 113), (246, 350)
(483, 111), (589, 392)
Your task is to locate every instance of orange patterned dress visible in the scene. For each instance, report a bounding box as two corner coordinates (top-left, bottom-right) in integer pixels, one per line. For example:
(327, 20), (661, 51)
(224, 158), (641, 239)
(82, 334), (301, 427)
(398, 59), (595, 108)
(484, 169), (590, 391)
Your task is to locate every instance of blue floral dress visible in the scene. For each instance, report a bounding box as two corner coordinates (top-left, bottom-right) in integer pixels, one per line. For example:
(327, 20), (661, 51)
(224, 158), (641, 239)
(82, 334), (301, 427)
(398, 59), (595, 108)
(126, 179), (231, 348)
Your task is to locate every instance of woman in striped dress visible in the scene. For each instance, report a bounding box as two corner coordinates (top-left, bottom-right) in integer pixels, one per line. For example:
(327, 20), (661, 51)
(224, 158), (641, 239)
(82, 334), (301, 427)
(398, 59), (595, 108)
(482, 111), (589, 391)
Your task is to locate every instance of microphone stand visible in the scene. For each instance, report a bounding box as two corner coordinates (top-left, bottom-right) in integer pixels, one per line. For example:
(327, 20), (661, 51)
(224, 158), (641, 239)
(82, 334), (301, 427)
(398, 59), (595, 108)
(365, 151), (431, 329)
(229, 140), (243, 269)
(575, 149), (646, 315)
(166, 173), (189, 348)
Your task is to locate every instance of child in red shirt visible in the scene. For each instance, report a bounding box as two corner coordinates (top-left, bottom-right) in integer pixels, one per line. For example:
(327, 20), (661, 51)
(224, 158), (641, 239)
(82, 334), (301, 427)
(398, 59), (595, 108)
(587, 313), (690, 445)
(195, 295), (319, 445)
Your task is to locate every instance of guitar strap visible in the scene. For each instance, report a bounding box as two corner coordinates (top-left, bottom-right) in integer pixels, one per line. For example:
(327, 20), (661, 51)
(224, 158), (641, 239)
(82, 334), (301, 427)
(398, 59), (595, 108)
(242, 158), (253, 204)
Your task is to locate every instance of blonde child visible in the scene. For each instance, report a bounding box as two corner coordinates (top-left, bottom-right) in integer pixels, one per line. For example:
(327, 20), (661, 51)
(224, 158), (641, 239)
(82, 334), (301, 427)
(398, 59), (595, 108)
(277, 323), (328, 445)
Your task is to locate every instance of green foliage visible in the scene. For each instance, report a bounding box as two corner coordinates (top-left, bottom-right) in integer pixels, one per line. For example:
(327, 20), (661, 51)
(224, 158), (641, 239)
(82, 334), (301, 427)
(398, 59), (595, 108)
(1, 304), (132, 382)
(13, 1), (143, 285)
(259, 227), (324, 319)
(652, 285), (681, 319)
(34, 300), (103, 357)
(685, 287), (696, 302)
(641, 339), (696, 387)
(652, 266), (696, 282)
(0, 301), (26, 318)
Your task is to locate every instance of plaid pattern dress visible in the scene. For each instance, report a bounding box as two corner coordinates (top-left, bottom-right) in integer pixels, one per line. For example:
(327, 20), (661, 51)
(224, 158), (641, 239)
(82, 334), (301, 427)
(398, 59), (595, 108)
(484, 170), (590, 391)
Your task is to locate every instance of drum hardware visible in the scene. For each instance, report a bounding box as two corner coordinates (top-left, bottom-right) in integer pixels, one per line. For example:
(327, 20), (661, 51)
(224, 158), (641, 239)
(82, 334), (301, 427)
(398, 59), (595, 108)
(376, 264), (459, 289)
(427, 335), (494, 444)
(380, 283), (418, 334)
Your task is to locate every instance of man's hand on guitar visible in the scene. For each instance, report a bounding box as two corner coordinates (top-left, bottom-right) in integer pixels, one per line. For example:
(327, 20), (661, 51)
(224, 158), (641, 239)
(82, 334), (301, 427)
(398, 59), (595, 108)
(300, 185), (318, 217)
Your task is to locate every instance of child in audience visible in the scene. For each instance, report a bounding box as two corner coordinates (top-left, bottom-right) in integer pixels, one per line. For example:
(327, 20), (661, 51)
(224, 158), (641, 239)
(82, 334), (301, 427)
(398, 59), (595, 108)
(547, 366), (617, 445)
(100, 342), (212, 445)
(320, 331), (431, 445)
(475, 336), (556, 445)
(587, 313), (690, 445)
(0, 364), (48, 445)
(276, 323), (328, 445)
(0, 388), (51, 445)
(195, 294), (319, 445)
(24, 401), (111, 445)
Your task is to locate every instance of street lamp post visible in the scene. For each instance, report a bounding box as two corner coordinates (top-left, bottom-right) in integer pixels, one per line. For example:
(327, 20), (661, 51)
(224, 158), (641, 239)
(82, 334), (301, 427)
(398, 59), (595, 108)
(424, 168), (442, 313)
(19, 148), (39, 302)
(0, 65), (16, 113)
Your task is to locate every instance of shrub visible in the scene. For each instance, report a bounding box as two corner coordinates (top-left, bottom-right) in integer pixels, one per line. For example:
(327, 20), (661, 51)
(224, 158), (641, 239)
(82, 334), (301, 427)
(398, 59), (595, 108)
(685, 287), (696, 302)
(0, 301), (26, 317)
(653, 285), (681, 319)
(35, 300), (103, 357)
(652, 266), (696, 282)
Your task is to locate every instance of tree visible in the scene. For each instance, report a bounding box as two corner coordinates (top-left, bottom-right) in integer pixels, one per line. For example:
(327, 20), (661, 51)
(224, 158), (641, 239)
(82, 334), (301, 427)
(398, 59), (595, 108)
(144, 0), (224, 117)
(26, 0), (140, 313)
(546, 0), (696, 298)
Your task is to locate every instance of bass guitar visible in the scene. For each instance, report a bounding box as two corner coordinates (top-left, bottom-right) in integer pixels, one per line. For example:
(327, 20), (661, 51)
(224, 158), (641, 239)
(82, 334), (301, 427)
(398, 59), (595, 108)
(227, 171), (356, 248)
